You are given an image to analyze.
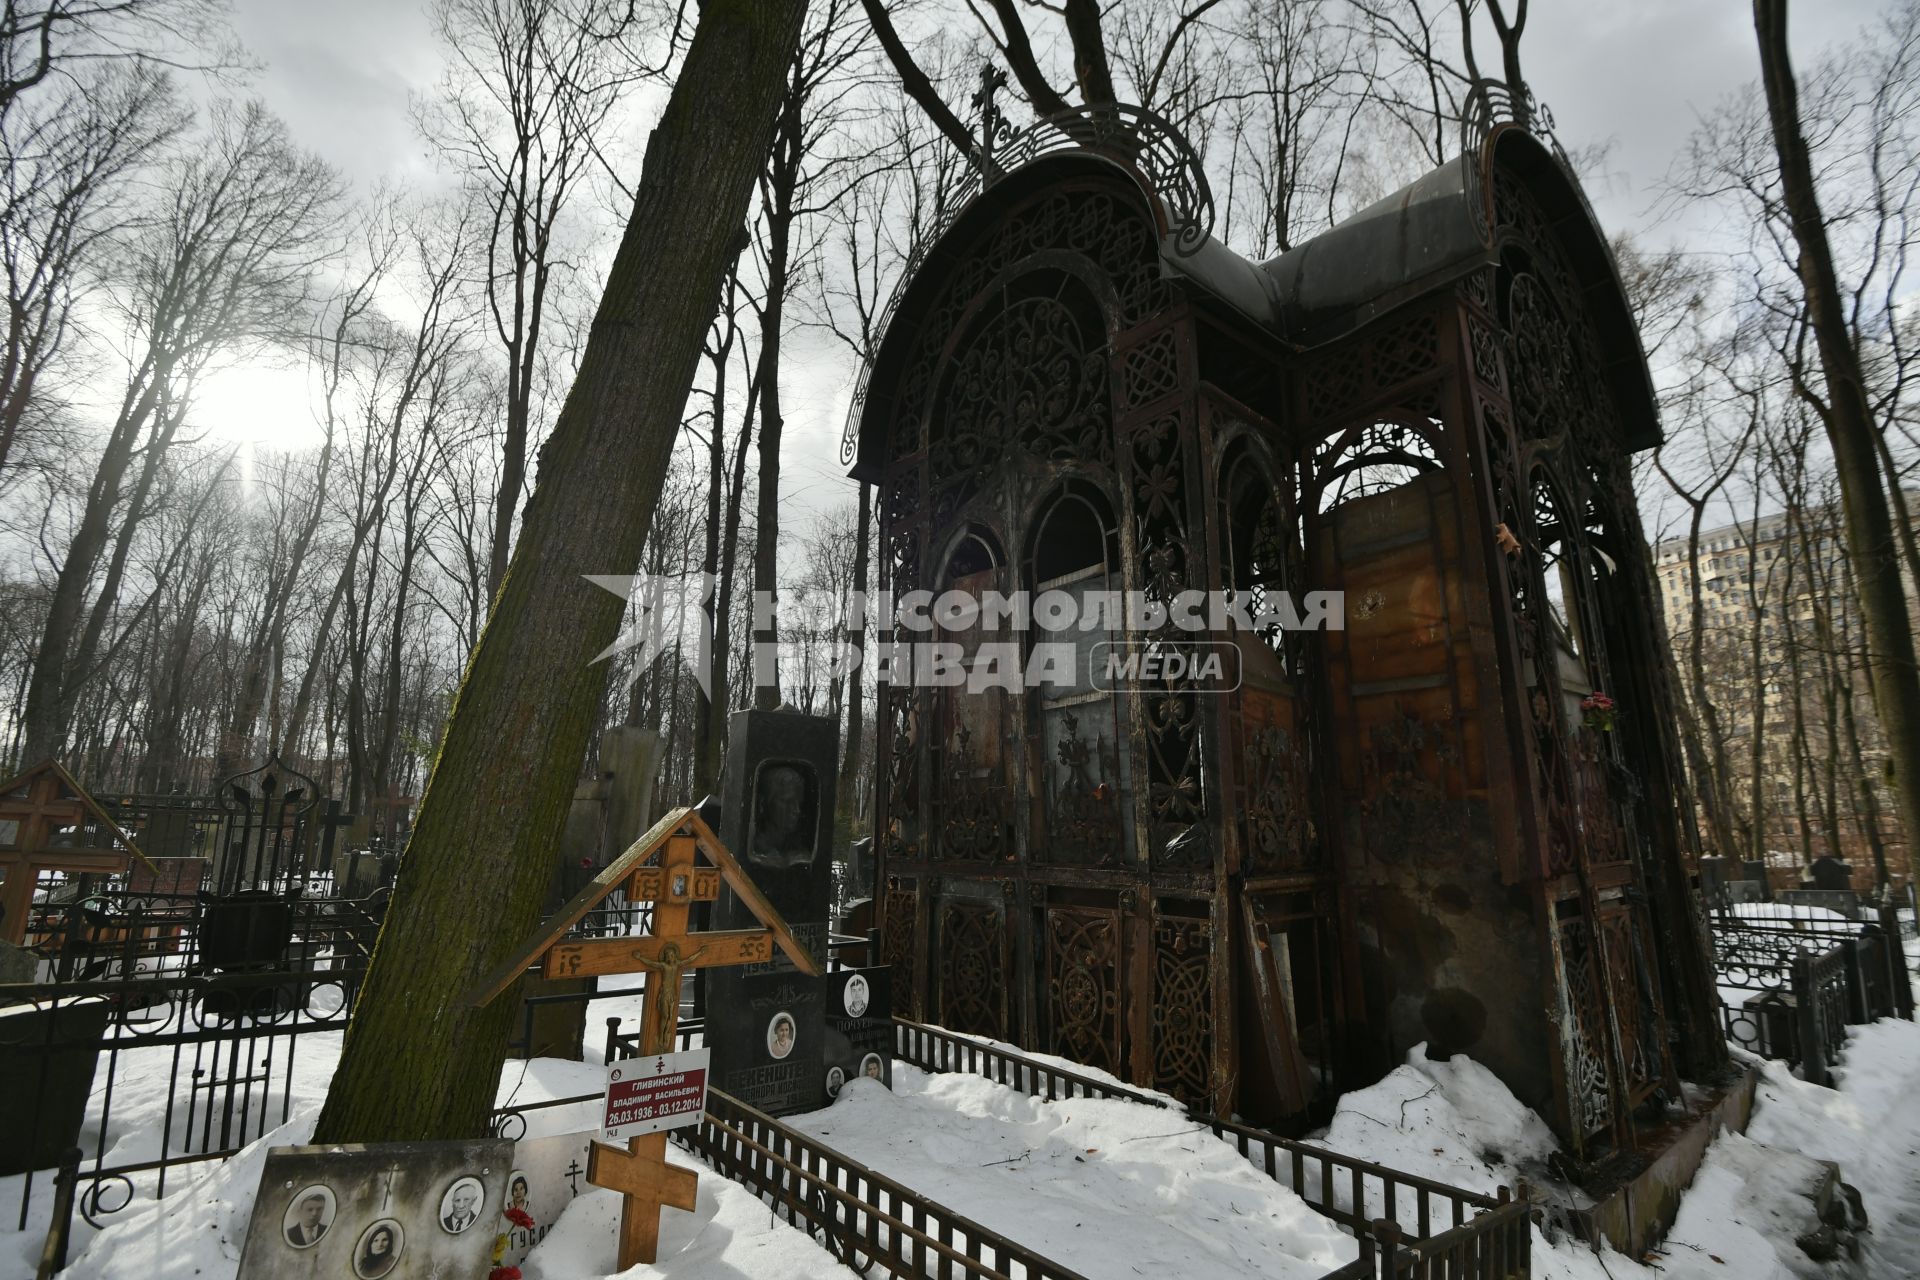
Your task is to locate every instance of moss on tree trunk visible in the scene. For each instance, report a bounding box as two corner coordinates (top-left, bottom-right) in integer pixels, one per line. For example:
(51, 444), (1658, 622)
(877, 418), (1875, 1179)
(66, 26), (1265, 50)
(314, 0), (810, 1144)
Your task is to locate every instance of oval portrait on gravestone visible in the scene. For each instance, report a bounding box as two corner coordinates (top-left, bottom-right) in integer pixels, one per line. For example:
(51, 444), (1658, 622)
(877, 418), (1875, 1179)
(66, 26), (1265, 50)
(860, 1052), (885, 1084)
(767, 1011), (797, 1059)
(437, 1175), (486, 1234)
(281, 1183), (335, 1250)
(825, 1066), (846, 1098)
(844, 973), (870, 1018)
(353, 1219), (405, 1279)
(507, 1171), (531, 1216)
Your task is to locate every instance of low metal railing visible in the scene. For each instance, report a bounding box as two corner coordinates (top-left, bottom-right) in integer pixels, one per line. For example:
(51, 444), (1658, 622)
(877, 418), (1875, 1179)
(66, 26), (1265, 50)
(679, 1088), (1093, 1280)
(890, 1019), (1530, 1278)
(1709, 901), (1915, 1081)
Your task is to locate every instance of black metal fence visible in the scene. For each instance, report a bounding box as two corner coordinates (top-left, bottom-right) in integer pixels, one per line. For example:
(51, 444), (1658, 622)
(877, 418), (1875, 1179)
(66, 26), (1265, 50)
(680, 1088), (1096, 1280)
(890, 1020), (1532, 1279)
(4, 963), (364, 1234)
(1709, 902), (1915, 1086)
(20, 881), (384, 984)
(582, 1009), (1533, 1278)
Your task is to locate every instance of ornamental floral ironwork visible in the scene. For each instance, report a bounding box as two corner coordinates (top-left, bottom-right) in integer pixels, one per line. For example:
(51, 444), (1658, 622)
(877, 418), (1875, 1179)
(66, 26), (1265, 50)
(842, 102), (1213, 466)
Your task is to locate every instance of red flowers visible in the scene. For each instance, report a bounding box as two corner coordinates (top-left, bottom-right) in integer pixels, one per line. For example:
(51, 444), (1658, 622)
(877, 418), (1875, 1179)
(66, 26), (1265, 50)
(1581, 691), (1616, 731)
(503, 1208), (535, 1230)
(489, 1267), (523, 1280)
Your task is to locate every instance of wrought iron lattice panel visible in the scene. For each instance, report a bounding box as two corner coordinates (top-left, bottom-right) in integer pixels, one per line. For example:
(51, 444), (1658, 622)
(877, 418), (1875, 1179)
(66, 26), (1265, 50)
(843, 107), (1214, 468)
(1555, 912), (1615, 1141)
(937, 898), (1006, 1039)
(1150, 913), (1214, 1106)
(1044, 904), (1125, 1074)
(882, 883), (919, 1018)
(1240, 721), (1315, 875)
(1303, 314), (1442, 423)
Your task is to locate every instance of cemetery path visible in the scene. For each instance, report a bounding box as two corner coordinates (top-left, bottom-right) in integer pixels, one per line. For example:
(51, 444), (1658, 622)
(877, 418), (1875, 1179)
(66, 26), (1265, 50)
(1739, 1014), (1920, 1279)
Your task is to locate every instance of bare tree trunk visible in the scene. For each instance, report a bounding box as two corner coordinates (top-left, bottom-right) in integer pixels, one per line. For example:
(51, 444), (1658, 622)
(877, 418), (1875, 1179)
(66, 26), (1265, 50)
(838, 480), (870, 811)
(314, 0), (809, 1144)
(1755, 0), (1920, 888)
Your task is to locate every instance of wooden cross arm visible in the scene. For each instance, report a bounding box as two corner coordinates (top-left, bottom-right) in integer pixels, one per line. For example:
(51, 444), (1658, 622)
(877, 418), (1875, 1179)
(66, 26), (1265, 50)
(589, 1132), (699, 1268)
(588, 1138), (699, 1211)
(543, 929), (774, 980)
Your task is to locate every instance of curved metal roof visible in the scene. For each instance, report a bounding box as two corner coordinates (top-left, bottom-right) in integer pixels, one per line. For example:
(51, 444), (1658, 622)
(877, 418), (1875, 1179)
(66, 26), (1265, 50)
(847, 123), (1659, 480)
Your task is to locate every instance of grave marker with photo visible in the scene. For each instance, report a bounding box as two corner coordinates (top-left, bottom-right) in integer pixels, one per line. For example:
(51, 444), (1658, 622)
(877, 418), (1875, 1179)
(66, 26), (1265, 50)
(704, 708), (838, 1116)
(235, 1139), (511, 1280)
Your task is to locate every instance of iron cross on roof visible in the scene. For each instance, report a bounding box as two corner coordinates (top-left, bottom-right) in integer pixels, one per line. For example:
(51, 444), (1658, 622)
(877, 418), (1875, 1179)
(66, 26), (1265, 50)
(972, 62), (1010, 162)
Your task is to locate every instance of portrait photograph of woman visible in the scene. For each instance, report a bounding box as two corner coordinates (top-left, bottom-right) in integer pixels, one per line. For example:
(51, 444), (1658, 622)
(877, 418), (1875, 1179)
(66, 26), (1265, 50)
(352, 1219), (404, 1279)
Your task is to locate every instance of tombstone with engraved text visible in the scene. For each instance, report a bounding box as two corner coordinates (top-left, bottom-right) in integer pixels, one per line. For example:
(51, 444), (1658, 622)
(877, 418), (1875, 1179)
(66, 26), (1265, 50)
(704, 708), (837, 1116)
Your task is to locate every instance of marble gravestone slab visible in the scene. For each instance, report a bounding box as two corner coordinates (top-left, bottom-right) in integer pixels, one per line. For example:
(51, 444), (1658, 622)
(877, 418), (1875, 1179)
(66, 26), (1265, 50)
(823, 966), (892, 1100)
(496, 1130), (597, 1269)
(236, 1139), (511, 1280)
(705, 708), (838, 1116)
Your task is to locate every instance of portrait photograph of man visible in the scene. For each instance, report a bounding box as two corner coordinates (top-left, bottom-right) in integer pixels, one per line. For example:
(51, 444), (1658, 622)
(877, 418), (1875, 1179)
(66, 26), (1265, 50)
(437, 1176), (485, 1234)
(280, 1185), (334, 1249)
(843, 973), (870, 1019)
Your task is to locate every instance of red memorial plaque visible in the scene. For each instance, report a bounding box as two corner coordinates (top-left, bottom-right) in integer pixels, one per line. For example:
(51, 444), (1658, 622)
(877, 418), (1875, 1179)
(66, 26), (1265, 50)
(602, 1048), (710, 1142)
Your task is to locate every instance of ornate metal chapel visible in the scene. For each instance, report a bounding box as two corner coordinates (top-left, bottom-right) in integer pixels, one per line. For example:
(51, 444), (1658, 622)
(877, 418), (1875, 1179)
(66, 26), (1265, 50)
(844, 97), (1726, 1162)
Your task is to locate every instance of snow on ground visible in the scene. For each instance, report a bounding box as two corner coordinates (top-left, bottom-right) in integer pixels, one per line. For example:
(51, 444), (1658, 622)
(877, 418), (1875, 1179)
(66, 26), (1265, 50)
(1727, 903), (1867, 932)
(1312, 1031), (1920, 1280)
(789, 1064), (1358, 1280)
(43, 1098), (856, 1280)
(10, 946), (1920, 1280)
(1739, 1019), (1920, 1277)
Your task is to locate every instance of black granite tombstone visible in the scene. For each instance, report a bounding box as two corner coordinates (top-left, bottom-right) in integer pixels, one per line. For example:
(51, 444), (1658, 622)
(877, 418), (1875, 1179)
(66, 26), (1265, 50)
(823, 966), (891, 1099)
(705, 709), (838, 1116)
(1, 996), (111, 1175)
(1807, 856), (1855, 893)
(1698, 857), (1732, 908)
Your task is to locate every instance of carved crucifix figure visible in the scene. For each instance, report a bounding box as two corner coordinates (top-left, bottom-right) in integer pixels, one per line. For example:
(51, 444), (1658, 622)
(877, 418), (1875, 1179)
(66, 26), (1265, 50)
(628, 938), (709, 1055)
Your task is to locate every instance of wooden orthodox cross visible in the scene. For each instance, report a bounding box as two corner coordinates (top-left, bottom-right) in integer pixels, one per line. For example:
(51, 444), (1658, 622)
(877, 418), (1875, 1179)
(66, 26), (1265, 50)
(0, 760), (152, 947)
(464, 807), (819, 1268)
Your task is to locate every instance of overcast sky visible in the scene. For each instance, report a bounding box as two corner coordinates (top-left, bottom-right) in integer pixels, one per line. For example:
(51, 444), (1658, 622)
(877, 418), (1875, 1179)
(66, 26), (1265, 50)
(199, 0), (1893, 529)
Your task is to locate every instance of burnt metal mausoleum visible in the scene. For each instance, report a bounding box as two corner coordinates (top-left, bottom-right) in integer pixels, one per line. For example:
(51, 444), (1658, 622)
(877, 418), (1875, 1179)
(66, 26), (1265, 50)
(844, 99), (1725, 1163)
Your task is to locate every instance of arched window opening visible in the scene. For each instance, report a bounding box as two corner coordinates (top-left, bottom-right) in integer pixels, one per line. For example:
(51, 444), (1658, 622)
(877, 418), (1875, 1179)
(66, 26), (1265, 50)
(1026, 481), (1131, 866)
(1220, 441), (1298, 676)
(931, 269), (1111, 522)
(930, 525), (1010, 863)
(1311, 418), (1442, 515)
(1526, 470), (1615, 738)
(946, 530), (1001, 580)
